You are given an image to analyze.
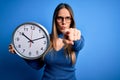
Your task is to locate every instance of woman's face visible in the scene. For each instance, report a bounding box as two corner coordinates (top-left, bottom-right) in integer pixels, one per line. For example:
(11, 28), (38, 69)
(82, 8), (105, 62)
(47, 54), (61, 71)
(56, 8), (72, 33)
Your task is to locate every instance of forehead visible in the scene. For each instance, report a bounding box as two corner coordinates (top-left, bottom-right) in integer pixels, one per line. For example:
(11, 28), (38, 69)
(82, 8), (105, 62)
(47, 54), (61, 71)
(57, 8), (71, 17)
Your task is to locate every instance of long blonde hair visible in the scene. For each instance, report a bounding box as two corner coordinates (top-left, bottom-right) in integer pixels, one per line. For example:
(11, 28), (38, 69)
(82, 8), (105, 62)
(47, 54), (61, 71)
(45, 3), (76, 64)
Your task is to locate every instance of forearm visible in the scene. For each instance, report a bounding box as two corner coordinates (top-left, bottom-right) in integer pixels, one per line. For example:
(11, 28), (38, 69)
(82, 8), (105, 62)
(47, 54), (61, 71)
(72, 35), (85, 52)
(24, 58), (45, 70)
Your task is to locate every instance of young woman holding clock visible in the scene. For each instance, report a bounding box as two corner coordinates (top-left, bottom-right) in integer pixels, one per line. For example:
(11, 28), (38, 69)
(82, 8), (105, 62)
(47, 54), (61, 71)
(9, 3), (84, 80)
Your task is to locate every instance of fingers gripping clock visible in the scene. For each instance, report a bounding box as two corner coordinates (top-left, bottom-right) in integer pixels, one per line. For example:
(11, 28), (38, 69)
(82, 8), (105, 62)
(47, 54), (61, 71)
(12, 22), (50, 60)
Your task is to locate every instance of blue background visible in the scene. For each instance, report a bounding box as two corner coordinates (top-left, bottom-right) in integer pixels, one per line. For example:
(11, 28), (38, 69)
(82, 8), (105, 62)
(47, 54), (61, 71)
(0, 0), (120, 80)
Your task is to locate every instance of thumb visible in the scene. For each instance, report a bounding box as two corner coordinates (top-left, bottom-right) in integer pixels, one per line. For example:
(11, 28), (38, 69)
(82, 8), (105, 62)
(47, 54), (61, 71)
(63, 39), (74, 45)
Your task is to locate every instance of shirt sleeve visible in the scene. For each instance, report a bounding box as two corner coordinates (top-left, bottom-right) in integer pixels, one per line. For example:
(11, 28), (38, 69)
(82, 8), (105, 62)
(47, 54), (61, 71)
(24, 57), (45, 70)
(72, 35), (85, 52)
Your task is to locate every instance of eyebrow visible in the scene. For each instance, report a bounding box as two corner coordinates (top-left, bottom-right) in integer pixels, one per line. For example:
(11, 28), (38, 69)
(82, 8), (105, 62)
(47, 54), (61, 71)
(57, 16), (71, 17)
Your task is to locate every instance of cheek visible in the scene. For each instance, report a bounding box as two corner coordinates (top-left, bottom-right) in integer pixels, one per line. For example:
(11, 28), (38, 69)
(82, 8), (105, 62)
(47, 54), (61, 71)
(57, 23), (71, 28)
(56, 23), (61, 30)
(67, 24), (71, 28)
(57, 22), (61, 27)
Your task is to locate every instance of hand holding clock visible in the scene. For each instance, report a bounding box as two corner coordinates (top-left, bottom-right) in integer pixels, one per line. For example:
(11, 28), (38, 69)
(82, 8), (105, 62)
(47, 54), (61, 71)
(9, 44), (16, 54)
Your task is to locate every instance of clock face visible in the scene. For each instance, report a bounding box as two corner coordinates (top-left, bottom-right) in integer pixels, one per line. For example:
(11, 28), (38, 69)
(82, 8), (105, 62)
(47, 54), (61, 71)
(12, 22), (50, 59)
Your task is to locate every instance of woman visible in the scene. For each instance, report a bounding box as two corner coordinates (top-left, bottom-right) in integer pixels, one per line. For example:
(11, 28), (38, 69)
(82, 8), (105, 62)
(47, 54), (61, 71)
(9, 3), (84, 80)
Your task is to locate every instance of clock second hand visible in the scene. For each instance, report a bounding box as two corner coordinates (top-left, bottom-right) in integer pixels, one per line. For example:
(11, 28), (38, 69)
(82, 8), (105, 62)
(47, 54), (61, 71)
(29, 31), (33, 48)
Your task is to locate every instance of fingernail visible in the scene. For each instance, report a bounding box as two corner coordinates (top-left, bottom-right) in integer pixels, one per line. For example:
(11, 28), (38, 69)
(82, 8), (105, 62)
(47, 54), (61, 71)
(72, 42), (74, 45)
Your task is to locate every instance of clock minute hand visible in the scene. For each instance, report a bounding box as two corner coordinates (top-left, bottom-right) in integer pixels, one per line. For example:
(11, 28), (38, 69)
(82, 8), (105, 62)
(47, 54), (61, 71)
(31, 36), (45, 42)
(22, 32), (34, 43)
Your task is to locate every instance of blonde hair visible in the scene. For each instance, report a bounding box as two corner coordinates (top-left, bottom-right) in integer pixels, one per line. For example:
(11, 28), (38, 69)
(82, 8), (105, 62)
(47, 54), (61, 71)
(45, 3), (76, 64)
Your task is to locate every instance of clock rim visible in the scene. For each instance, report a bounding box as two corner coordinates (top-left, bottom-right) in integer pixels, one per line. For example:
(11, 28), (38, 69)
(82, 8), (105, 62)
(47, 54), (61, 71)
(12, 22), (50, 60)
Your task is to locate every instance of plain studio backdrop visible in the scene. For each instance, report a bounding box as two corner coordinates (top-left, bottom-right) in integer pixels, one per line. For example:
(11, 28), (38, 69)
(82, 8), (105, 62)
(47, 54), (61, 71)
(0, 0), (120, 80)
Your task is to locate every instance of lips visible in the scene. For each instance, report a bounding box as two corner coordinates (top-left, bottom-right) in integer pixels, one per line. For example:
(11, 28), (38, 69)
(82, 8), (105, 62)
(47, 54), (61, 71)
(61, 26), (65, 30)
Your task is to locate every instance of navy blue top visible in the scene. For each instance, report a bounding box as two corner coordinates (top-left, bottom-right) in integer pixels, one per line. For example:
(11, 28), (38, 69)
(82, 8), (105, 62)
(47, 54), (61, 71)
(25, 34), (84, 80)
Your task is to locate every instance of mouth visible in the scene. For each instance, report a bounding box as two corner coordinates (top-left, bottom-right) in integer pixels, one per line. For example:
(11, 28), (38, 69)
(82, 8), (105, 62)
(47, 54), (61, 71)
(61, 26), (65, 30)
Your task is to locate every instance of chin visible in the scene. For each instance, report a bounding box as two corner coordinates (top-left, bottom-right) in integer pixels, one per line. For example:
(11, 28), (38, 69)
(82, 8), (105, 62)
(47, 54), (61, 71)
(60, 30), (65, 34)
(58, 29), (66, 34)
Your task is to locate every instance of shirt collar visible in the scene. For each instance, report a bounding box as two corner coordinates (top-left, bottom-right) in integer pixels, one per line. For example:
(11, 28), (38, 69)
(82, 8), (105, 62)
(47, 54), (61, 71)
(58, 33), (64, 38)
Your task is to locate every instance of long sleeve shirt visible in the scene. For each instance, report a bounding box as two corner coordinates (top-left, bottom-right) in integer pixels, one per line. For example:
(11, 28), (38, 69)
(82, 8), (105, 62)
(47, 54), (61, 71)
(25, 34), (84, 80)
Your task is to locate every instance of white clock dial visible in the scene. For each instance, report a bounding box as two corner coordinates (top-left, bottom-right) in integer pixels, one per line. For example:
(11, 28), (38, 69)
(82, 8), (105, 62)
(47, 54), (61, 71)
(12, 22), (50, 59)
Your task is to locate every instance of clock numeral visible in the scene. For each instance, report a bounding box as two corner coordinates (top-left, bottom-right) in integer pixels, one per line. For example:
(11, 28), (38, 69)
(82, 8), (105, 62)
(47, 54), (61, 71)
(36, 50), (39, 55)
(29, 52), (32, 56)
(31, 26), (35, 30)
(19, 32), (22, 35)
(24, 28), (28, 31)
(16, 37), (20, 41)
(43, 35), (45, 37)
(22, 49), (25, 53)
(18, 44), (21, 48)
(41, 47), (43, 50)
(43, 41), (46, 44)
(39, 29), (41, 33)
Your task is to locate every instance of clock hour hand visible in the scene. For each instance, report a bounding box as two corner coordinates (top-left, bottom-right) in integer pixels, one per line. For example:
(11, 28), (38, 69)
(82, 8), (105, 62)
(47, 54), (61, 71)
(29, 36), (45, 42)
(22, 32), (33, 43)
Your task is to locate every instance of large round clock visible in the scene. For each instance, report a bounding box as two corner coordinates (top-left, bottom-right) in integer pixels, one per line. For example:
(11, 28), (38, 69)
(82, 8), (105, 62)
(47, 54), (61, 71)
(12, 22), (50, 60)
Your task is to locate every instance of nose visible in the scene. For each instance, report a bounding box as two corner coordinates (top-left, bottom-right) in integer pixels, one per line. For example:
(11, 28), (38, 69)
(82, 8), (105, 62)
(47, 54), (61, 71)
(62, 18), (66, 24)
